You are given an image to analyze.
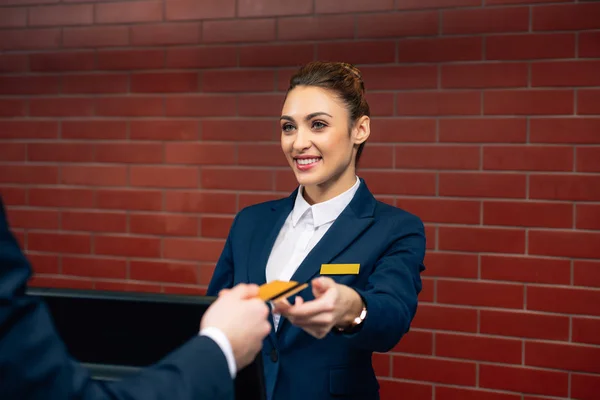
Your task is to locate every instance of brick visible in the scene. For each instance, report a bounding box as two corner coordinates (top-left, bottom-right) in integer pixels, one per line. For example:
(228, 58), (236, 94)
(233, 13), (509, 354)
(580, 31), (600, 58)
(0, 76), (58, 95)
(0, 187), (26, 206)
(237, 144), (288, 167)
(239, 193), (286, 210)
(0, 100), (25, 117)
(436, 387), (520, 400)
(439, 118), (526, 143)
(366, 93), (395, 116)
(422, 252), (478, 279)
(369, 119), (436, 143)
(396, 0), (479, 8)
(278, 15), (354, 41)
(28, 232), (91, 254)
(360, 65), (437, 90)
(574, 260), (600, 288)
(95, 97), (163, 117)
(529, 174), (600, 206)
(398, 198), (480, 225)
(438, 279), (524, 308)
(239, 0), (312, 16)
(480, 365), (568, 397)
(484, 90), (573, 115)
(358, 171), (436, 196)
(30, 98), (94, 117)
(95, 235), (160, 258)
(203, 70), (275, 92)
(529, 230), (600, 259)
(486, 33), (575, 60)
(94, 281), (161, 294)
(528, 285), (600, 316)
(0, 165), (58, 185)
(424, 225), (435, 250)
(372, 353), (389, 377)
(96, 1), (162, 24)
(391, 329), (432, 355)
(63, 26), (129, 48)
(200, 216), (234, 239)
(481, 309), (569, 341)
(130, 213), (197, 237)
(30, 277), (93, 290)
(131, 120), (199, 141)
(318, 41), (396, 65)
(165, 191), (236, 214)
(487, 0), (568, 4)
(0, 143), (26, 161)
(439, 172), (526, 198)
(437, 333), (521, 364)
(166, 0), (234, 20)
(534, 3), (600, 31)
(398, 37), (482, 62)
(0, 121), (57, 140)
(572, 373), (600, 400)
(395, 145), (479, 170)
(535, 60), (600, 87)
(419, 278), (434, 302)
(572, 317), (600, 345)
(131, 72), (198, 93)
(530, 118), (600, 144)
(238, 94), (282, 117)
(130, 166), (199, 189)
(130, 260), (198, 284)
(203, 19), (274, 43)
(201, 168), (272, 191)
(165, 143), (236, 165)
(28, 254), (59, 275)
(359, 145), (394, 169)
(316, 0), (392, 13)
(0, 28), (60, 51)
(393, 355), (476, 385)
(166, 47), (236, 69)
(62, 74), (128, 94)
(62, 256), (127, 279)
(165, 95), (236, 117)
(397, 91), (480, 116)
(98, 49), (165, 70)
(31, 52), (96, 73)
(163, 238), (224, 262)
(29, 188), (94, 208)
(62, 210), (127, 233)
(379, 381), (431, 400)
(481, 254), (571, 284)
(61, 165), (127, 187)
(442, 63), (527, 89)
(411, 304), (477, 332)
(96, 189), (163, 211)
(163, 285), (206, 296)
(357, 11), (438, 38)
(95, 143), (163, 164)
(62, 120), (127, 140)
(29, 4), (93, 26)
(484, 145), (573, 172)
(485, 200), (573, 229)
(443, 7), (528, 34)
(28, 143), (94, 163)
(579, 89), (600, 115)
(131, 23), (200, 46)
(0, 7), (26, 28)
(577, 147), (600, 173)
(239, 44), (314, 68)
(526, 341), (600, 374)
(0, 54), (28, 73)
(6, 208), (59, 230)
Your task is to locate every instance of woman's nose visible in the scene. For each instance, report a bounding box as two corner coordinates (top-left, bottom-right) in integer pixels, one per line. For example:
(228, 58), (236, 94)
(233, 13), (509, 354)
(292, 128), (311, 151)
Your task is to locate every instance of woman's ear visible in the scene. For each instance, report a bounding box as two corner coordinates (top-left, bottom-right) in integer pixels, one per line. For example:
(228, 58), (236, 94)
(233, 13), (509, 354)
(352, 115), (370, 145)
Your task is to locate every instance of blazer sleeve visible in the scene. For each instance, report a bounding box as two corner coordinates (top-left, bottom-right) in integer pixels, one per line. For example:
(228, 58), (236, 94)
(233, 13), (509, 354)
(339, 212), (426, 353)
(206, 213), (240, 296)
(0, 198), (234, 400)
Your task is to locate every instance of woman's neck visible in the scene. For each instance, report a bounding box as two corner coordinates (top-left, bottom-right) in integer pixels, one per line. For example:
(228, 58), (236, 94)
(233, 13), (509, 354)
(302, 170), (357, 205)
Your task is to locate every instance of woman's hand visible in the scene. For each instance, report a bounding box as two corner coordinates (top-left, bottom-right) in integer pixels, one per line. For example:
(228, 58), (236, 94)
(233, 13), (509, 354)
(272, 276), (364, 339)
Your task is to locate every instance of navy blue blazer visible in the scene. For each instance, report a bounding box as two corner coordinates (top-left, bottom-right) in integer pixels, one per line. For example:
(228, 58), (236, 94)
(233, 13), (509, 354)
(0, 198), (234, 400)
(207, 179), (426, 400)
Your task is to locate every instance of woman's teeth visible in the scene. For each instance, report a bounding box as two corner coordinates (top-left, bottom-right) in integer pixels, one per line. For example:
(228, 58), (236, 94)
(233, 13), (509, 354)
(297, 158), (320, 165)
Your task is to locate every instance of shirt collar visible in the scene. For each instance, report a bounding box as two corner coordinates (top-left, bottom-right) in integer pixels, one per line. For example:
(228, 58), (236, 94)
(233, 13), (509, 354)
(291, 176), (361, 228)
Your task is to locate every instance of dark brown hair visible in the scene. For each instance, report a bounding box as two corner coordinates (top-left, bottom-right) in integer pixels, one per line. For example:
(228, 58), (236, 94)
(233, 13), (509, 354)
(287, 61), (370, 166)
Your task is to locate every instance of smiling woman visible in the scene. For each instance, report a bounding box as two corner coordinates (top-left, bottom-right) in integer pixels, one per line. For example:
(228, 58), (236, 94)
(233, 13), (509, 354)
(207, 61), (427, 400)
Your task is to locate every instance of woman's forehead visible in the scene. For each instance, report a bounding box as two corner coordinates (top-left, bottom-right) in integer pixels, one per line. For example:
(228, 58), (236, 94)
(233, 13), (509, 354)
(282, 86), (347, 117)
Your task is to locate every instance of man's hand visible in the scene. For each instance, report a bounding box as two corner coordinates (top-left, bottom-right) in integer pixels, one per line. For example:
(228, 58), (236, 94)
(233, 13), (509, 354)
(201, 284), (271, 370)
(272, 277), (363, 339)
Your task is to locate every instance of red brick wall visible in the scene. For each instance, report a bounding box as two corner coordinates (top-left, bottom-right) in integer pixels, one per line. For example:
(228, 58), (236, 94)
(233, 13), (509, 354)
(1, 0), (599, 398)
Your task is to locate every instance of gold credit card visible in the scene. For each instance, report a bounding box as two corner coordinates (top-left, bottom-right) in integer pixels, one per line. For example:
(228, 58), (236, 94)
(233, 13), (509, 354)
(258, 280), (308, 302)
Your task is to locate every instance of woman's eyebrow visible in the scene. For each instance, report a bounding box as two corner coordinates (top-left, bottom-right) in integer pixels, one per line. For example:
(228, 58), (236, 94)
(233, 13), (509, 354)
(280, 112), (332, 122)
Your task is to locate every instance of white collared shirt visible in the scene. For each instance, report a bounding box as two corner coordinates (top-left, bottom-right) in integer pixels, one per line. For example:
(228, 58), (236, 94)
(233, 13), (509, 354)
(266, 176), (361, 329)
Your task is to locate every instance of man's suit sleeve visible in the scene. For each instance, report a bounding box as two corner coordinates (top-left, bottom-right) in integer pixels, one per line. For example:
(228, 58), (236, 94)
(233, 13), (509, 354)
(0, 198), (234, 400)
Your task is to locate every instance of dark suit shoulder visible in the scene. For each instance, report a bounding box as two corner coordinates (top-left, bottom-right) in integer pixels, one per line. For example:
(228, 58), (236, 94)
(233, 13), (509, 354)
(373, 200), (424, 230)
(236, 196), (291, 222)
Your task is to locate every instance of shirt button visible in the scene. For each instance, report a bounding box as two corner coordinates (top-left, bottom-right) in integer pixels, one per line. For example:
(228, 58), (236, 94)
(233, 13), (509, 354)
(270, 348), (278, 363)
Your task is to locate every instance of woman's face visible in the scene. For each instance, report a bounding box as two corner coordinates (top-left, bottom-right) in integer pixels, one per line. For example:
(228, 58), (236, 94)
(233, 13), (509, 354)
(280, 86), (364, 194)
